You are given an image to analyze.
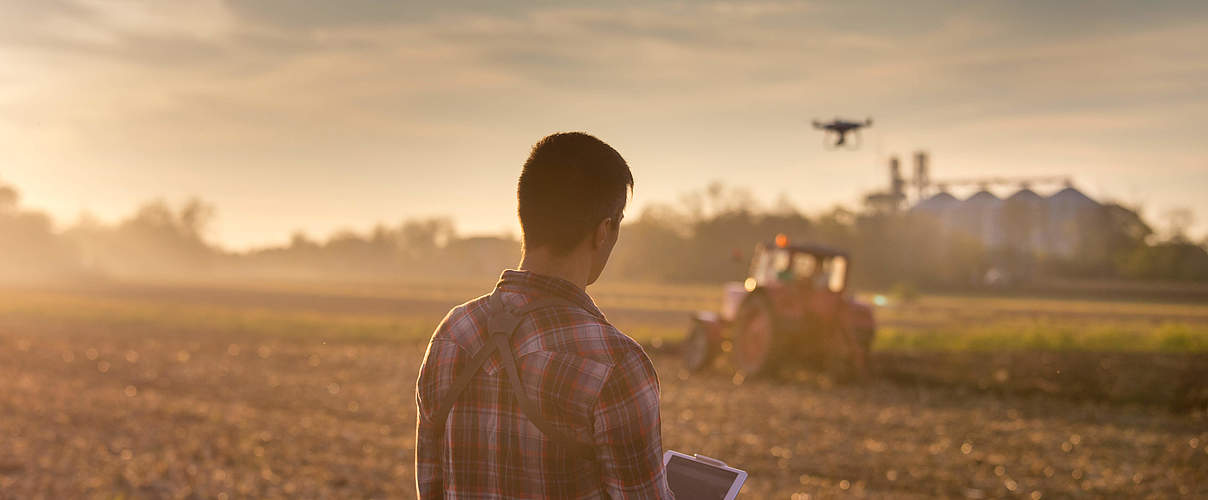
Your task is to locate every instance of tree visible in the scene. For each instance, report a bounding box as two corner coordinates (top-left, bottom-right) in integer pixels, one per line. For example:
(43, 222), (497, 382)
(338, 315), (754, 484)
(1161, 207), (1195, 243)
(0, 181), (81, 282)
(400, 217), (456, 260)
(0, 183), (18, 212)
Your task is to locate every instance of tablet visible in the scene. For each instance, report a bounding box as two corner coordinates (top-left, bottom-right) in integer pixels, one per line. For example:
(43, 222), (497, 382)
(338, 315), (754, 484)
(663, 450), (747, 500)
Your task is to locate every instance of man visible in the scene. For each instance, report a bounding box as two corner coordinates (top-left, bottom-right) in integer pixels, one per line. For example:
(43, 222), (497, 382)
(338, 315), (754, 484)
(415, 132), (672, 499)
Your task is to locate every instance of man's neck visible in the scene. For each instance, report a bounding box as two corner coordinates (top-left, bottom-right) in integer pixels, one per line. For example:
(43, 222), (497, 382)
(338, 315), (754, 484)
(518, 247), (590, 289)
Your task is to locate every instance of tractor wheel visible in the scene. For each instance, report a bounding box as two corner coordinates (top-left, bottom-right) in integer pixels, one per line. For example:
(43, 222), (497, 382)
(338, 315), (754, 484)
(852, 328), (875, 378)
(732, 295), (784, 377)
(856, 328), (875, 354)
(682, 321), (718, 372)
(826, 328), (873, 382)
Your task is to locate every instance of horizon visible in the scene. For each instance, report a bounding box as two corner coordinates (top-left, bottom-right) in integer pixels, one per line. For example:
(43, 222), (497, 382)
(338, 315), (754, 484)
(0, 174), (1172, 253)
(3, 1), (1206, 249)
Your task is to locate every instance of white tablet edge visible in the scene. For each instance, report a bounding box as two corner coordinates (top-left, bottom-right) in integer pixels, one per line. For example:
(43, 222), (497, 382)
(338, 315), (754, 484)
(663, 450), (748, 500)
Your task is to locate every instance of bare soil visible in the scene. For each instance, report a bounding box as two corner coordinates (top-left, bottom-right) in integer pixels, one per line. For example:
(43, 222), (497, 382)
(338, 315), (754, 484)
(1, 319), (1205, 499)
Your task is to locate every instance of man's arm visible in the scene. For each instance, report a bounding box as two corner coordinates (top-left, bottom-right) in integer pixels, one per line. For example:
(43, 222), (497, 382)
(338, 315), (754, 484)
(414, 340), (444, 499)
(592, 347), (673, 499)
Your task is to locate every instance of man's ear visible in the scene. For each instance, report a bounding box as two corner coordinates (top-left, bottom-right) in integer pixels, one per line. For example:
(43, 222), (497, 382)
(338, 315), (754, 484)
(591, 217), (612, 249)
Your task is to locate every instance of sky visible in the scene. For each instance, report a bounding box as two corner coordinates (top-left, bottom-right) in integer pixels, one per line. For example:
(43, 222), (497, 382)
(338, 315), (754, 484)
(1, 0), (1206, 249)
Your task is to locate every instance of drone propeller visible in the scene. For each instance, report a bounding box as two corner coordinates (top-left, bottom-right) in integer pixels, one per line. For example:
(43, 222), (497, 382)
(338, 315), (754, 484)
(821, 130), (838, 150)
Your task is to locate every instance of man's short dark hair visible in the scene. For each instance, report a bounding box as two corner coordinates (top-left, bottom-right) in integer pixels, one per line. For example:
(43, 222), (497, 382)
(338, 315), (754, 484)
(518, 132), (633, 255)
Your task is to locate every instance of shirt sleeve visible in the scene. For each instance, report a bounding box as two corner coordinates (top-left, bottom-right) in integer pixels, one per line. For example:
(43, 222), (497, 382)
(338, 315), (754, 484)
(415, 339), (445, 499)
(592, 346), (674, 499)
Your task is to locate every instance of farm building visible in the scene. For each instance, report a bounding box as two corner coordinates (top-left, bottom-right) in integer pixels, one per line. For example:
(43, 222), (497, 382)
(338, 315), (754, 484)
(865, 152), (1106, 261)
(909, 184), (1102, 259)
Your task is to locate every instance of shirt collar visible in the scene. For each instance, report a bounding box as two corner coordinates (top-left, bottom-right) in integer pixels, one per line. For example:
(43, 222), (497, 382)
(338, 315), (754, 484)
(495, 269), (605, 320)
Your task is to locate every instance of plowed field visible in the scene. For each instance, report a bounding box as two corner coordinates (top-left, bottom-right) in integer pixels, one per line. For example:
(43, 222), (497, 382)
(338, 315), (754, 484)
(1, 286), (1204, 498)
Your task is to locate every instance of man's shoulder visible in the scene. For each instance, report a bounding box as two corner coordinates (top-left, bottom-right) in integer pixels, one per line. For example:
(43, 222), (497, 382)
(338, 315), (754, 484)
(523, 299), (648, 363)
(429, 291), (649, 365)
(428, 293), (492, 347)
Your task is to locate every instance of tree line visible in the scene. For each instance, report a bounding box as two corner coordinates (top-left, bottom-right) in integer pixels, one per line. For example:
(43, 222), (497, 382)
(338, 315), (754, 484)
(2, 179), (1206, 288)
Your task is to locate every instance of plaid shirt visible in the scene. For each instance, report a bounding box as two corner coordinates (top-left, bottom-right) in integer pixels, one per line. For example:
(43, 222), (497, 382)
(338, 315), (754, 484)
(415, 270), (672, 499)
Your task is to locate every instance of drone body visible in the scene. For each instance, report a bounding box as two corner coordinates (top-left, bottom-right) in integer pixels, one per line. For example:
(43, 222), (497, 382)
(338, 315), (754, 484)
(812, 117), (873, 149)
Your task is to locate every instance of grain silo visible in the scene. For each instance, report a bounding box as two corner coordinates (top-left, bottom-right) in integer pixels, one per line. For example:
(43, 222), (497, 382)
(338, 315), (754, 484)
(959, 190), (1005, 249)
(910, 191), (960, 232)
(1045, 185), (1100, 258)
(1004, 187), (1047, 254)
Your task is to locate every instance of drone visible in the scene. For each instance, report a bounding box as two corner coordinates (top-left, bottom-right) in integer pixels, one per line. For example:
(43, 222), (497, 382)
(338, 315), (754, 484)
(812, 117), (873, 149)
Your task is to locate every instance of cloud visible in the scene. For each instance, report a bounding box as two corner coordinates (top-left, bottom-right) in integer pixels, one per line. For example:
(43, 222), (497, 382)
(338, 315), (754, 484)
(1, 1), (1207, 246)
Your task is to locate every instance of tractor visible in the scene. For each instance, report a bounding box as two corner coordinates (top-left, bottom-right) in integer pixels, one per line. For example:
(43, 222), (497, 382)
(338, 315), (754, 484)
(683, 235), (876, 378)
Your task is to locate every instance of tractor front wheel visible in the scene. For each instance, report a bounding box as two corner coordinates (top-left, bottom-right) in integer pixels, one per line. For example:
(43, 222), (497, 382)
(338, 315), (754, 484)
(682, 321), (718, 372)
(732, 295), (783, 377)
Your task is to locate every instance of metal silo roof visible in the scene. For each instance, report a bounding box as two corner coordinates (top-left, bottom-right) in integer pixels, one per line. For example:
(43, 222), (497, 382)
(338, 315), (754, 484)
(1006, 188), (1043, 203)
(965, 190), (1002, 204)
(912, 191), (959, 213)
(1047, 186), (1098, 207)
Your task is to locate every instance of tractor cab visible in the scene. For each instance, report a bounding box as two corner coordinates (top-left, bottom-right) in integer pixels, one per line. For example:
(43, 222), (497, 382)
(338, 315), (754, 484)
(745, 237), (848, 294)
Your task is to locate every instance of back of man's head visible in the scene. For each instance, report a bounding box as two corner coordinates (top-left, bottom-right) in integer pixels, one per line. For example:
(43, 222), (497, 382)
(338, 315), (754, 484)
(517, 132), (633, 255)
